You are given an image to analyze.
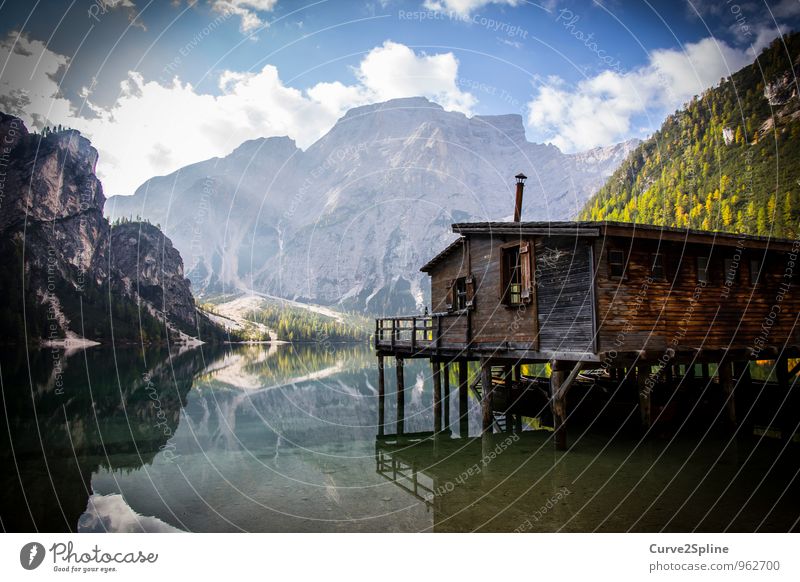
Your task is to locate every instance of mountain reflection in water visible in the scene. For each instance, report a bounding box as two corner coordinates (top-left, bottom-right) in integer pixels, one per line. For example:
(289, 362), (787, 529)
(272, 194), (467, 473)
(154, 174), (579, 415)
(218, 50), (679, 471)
(1, 344), (798, 532)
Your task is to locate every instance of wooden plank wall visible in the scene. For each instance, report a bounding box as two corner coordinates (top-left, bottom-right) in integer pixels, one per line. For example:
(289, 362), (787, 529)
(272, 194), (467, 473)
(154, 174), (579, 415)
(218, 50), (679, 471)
(594, 236), (800, 354)
(535, 237), (595, 353)
(428, 236), (538, 346)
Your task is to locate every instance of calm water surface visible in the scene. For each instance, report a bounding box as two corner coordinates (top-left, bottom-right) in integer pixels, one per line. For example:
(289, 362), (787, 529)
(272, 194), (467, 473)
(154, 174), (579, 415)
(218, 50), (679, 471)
(1, 344), (798, 532)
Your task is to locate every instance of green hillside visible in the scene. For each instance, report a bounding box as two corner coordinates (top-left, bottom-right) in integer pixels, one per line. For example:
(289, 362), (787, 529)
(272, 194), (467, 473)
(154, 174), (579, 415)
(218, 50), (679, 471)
(580, 33), (800, 238)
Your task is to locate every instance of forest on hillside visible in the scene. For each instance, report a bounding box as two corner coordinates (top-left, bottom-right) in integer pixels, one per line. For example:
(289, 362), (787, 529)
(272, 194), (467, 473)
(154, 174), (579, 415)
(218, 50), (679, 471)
(580, 33), (800, 238)
(253, 304), (370, 343)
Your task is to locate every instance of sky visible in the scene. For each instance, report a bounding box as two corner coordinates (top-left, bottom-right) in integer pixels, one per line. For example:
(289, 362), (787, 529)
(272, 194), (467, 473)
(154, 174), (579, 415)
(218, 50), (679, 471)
(0, 0), (798, 195)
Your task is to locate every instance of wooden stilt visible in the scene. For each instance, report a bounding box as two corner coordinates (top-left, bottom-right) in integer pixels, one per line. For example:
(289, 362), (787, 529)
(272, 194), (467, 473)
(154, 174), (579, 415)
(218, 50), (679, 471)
(432, 360), (442, 434)
(637, 362), (652, 430)
(686, 363), (696, 381)
(550, 360), (567, 451)
(701, 363), (710, 381)
(504, 365), (514, 433)
(733, 361), (753, 436)
(443, 362), (450, 431)
(480, 358), (494, 435)
(458, 361), (469, 438)
(377, 355), (385, 436)
(396, 357), (405, 435)
(776, 354), (792, 442)
(718, 359), (736, 430)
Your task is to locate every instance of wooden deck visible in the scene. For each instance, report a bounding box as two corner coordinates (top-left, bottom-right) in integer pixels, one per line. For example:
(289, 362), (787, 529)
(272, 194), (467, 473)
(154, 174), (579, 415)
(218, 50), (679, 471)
(374, 315), (599, 362)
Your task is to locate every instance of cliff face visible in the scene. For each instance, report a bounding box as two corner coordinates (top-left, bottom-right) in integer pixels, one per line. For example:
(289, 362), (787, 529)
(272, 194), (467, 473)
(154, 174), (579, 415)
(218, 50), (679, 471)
(110, 222), (198, 334)
(0, 112), (221, 344)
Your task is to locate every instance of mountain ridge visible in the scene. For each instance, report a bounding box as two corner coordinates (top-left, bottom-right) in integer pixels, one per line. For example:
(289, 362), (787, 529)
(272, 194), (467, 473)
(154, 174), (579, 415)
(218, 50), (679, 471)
(108, 96), (638, 314)
(580, 32), (800, 238)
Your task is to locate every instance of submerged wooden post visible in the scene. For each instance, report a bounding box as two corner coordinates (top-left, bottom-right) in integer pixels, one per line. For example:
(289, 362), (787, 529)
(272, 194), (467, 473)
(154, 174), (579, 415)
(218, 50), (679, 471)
(718, 358), (736, 430)
(733, 361), (753, 436)
(458, 361), (469, 438)
(377, 355), (385, 436)
(776, 354), (792, 442)
(432, 360), (442, 434)
(504, 365), (514, 433)
(550, 360), (567, 450)
(637, 362), (652, 430)
(480, 359), (494, 435)
(396, 357), (405, 435)
(513, 363), (523, 433)
(443, 362), (451, 431)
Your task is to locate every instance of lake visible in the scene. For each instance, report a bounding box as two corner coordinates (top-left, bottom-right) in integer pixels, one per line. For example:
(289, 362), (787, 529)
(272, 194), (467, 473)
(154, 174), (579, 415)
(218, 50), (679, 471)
(1, 343), (798, 532)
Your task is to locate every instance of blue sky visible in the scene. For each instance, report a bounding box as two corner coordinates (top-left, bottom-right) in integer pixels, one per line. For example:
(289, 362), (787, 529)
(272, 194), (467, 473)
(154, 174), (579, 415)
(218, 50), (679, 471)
(1, 0), (798, 194)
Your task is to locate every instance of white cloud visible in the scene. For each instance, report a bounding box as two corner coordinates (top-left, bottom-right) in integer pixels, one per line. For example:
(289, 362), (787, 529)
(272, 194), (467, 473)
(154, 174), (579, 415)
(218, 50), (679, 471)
(527, 36), (762, 152)
(211, 0), (278, 33)
(355, 41), (476, 113)
(422, 0), (522, 17)
(0, 34), (475, 195)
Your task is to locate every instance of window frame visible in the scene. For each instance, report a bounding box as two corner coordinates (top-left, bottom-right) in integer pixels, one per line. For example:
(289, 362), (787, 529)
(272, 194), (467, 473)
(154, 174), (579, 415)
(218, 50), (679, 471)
(608, 249), (626, 279)
(697, 256), (710, 284)
(749, 258), (761, 286)
(454, 277), (468, 311)
(445, 274), (476, 313)
(650, 253), (666, 281)
(500, 241), (533, 307)
(724, 257), (737, 286)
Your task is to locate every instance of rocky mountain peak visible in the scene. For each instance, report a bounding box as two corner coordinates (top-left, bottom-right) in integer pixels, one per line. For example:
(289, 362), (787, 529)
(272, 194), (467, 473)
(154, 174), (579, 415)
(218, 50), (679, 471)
(0, 112), (223, 344)
(108, 96), (636, 314)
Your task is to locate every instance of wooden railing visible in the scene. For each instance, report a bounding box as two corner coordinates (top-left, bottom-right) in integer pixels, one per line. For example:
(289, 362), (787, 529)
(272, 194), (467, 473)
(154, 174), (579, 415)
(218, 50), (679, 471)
(374, 316), (434, 350)
(375, 450), (434, 506)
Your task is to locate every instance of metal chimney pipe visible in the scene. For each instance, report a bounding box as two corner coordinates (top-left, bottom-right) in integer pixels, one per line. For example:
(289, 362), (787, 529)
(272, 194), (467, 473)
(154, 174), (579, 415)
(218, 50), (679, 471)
(513, 173), (527, 222)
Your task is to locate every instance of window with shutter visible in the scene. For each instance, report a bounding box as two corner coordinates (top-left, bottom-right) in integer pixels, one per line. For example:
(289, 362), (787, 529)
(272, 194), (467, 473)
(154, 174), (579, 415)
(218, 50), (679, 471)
(520, 241), (532, 303)
(501, 243), (532, 306)
(465, 275), (475, 309)
(454, 277), (468, 310)
(445, 279), (455, 311)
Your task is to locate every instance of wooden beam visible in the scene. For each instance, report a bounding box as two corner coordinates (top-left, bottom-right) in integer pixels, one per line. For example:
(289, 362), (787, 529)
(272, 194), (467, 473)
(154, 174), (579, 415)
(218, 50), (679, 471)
(377, 355), (385, 436)
(480, 358), (494, 435)
(776, 354), (791, 443)
(453, 225), (600, 237)
(504, 365), (514, 433)
(458, 361), (469, 438)
(550, 360), (568, 451)
(733, 361), (753, 435)
(637, 363), (653, 429)
(443, 362), (451, 430)
(701, 363), (710, 381)
(432, 361), (442, 434)
(718, 359), (736, 430)
(396, 357), (405, 436)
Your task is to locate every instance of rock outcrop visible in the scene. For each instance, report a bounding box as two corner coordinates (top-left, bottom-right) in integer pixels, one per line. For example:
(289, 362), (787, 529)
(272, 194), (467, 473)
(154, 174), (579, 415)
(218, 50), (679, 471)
(110, 221), (199, 334)
(0, 112), (223, 344)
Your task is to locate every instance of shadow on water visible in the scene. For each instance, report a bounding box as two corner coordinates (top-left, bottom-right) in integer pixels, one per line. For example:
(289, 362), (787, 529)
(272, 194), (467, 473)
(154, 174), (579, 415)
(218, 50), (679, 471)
(1, 344), (798, 532)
